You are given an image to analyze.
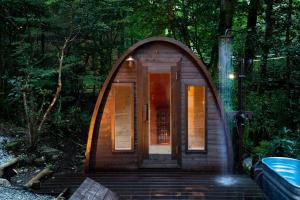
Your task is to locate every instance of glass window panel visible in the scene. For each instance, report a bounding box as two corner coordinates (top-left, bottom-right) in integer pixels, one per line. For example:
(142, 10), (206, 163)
(187, 85), (206, 151)
(112, 83), (134, 151)
(149, 72), (171, 155)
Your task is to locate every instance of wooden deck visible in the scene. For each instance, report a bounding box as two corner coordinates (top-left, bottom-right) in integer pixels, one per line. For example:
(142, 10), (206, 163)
(35, 172), (266, 199)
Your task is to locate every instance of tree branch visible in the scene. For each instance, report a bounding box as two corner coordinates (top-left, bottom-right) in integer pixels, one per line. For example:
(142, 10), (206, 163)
(37, 31), (79, 132)
(22, 75), (33, 145)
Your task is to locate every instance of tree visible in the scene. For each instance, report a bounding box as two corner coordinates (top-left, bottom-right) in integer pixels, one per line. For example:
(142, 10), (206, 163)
(261, 0), (274, 77)
(244, 0), (260, 73)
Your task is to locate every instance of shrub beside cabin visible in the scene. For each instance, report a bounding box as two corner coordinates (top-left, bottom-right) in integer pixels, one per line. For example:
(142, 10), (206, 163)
(85, 37), (233, 172)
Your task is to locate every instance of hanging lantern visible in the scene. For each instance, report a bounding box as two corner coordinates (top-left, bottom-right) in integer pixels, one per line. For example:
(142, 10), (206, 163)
(125, 56), (135, 68)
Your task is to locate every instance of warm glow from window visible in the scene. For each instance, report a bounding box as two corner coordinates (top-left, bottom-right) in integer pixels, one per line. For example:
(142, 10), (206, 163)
(187, 85), (205, 151)
(149, 72), (171, 154)
(112, 83), (134, 151)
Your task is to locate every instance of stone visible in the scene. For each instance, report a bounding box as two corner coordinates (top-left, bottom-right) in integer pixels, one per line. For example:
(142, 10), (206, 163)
(51, 154), (59, 161)
(5, 141), (20, 151)
(34, 157), (45, 165)
(0, 178), (11, 187)
(243, 157), (253, 171)
(40, 146), (62, 159)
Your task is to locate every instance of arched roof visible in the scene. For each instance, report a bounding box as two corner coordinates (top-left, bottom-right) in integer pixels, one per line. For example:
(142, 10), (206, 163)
(85, 37), (233, 171)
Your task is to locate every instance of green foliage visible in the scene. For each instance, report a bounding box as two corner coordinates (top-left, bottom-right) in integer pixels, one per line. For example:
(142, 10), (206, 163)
(0, 0), (299, 161)
(253, 128), (300, 159)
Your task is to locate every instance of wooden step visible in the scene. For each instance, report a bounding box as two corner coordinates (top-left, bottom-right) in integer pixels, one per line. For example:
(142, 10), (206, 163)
(148, 154), (172, 161)
(141, 158), (178, 168)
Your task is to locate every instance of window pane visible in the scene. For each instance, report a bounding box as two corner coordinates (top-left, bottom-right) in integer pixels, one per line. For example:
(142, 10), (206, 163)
(113, 83), (134, 151)
(149, 73), (171, 154)
(187, 85), (205, 151)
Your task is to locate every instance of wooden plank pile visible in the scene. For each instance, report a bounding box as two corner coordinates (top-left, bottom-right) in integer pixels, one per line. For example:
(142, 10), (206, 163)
(69, 177), (118, 200)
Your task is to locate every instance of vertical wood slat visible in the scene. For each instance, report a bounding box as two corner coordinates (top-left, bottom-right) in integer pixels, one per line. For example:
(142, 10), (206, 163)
(137, 60), (143, 167)
(142, 63), (149, 160)
(171, 60), (181, 161)
(87, 38), (233, 172)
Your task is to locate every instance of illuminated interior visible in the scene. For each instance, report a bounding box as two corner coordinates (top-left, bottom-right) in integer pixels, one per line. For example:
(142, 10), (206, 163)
(187, 85), (206, 150)
(149, 72), (171, 154)
(113, 83), (133, 151)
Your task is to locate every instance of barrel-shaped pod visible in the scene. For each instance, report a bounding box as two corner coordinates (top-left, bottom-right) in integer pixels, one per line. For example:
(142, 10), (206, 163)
(85, 37), (233, 172)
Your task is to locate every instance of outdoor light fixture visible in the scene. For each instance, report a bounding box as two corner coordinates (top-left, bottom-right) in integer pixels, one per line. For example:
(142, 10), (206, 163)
(228, 73), (235, 80)
(125, 56), (135, 68)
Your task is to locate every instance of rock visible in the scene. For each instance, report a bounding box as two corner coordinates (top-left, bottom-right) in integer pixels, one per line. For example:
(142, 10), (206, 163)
(0, 178), (11, 187)
(19, 154), (31, 165)
(243, 157), (253, 171)
(0, 136), (14, 165)
(40, 146), (62, 159)
(34, 157), (45, 165)
(0, 182), (53, 199)
(51, 154), (59, 160)
(5, 141), (20, 151)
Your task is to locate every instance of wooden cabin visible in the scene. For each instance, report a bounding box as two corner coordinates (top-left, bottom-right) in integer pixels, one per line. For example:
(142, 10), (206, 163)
(85, 37), (233, 172)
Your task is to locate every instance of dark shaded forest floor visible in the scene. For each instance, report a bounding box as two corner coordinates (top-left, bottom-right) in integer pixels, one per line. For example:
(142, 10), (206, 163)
(0, 121), (86, 186)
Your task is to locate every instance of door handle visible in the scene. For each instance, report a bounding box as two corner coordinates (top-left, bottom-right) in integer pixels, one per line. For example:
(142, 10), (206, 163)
(143, 104), (148, 121)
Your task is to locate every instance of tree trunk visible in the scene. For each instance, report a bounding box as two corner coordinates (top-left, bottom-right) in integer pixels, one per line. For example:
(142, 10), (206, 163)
(218, 0), (235, 35)
(24, 167), (53, 188)
(261, 0), (274, 77)
(244, 0), (259, 73)
(208, 0), (235, 70)
(285, 0), (293, 128)
(38, 34), (77, 132)
(180, 0), (191, 47)
(22, 80), (36, 147)
(0, 158), (18, 177)
(166, 0), (178, 40)
(285, 0), (292, 81)
(41, 32), (45, 55)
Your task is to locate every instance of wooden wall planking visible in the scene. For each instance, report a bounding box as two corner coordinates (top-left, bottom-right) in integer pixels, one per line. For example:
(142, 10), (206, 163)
(89, 39), (231, 172)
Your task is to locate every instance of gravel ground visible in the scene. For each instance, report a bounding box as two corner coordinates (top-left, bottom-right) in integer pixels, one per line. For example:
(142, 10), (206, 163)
(0, 136), (55, 199)
(0, 136), (14, 165)
(0, 186), (54, 200)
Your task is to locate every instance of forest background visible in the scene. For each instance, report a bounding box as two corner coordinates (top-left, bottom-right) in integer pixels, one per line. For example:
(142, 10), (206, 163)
(0, 0), (299, 170)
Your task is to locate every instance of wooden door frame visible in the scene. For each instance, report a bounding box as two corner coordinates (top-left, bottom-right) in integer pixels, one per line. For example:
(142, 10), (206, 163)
(137, 58), (182, 167)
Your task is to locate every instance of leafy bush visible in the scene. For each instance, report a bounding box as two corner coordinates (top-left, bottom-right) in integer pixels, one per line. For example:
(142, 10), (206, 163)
(252, 128), (300, 160)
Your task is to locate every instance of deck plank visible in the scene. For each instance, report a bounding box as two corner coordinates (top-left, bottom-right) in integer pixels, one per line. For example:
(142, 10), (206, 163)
(35, 172), (266, 200)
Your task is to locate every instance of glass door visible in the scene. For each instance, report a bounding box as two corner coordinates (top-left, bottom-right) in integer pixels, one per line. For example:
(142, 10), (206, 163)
(138, 61), (181, 167)
(148, 72), (171, 155)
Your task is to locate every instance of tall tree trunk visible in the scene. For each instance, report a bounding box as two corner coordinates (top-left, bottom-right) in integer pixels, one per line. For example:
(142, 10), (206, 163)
(166, 0), (177, 39)
(285, 0), (292, 81)
(285, 0), (293, 127)
(180, 0), (191, 47)
(37, 33), (78, 133)
(218, 0), (235, 35)
(208, 0), (234, 70)
(41, 32), (45, 55)
(244, 0), (259, 73)
(261, 0), (274, 77)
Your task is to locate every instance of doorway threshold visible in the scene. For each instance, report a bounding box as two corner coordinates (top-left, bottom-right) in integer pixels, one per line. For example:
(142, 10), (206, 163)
(141, 159), (179, 169)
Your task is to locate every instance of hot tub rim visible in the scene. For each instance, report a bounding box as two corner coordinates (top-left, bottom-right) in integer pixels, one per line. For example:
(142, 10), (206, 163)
(262, 157), (300, 189)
